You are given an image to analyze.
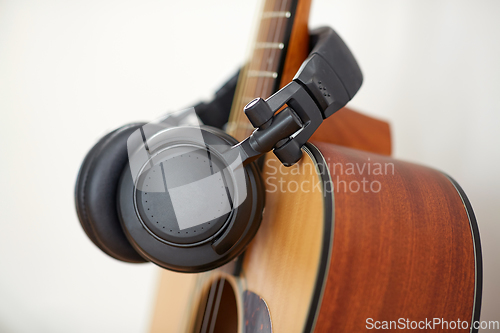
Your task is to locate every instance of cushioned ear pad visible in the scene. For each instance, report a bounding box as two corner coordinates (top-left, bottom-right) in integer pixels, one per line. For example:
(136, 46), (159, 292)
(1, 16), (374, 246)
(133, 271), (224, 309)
(75, 123), (147, 263)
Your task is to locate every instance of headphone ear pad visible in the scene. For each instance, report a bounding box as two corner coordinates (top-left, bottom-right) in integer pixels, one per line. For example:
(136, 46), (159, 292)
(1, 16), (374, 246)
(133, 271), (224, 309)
(75, 123), (147, 263)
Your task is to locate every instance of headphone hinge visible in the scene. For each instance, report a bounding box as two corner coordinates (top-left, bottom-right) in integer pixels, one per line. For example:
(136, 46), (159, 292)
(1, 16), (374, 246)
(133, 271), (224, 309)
(238, 81), (325, 166)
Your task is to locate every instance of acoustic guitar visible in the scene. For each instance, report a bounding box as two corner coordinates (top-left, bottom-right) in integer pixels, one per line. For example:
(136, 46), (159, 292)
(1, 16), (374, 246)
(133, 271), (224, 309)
(149, 0), (482, 332)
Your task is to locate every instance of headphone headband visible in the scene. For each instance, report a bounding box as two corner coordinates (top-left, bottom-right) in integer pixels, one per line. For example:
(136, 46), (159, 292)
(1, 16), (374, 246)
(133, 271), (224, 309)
(307, 27), (363, 101)
(236, 26), (363, 166)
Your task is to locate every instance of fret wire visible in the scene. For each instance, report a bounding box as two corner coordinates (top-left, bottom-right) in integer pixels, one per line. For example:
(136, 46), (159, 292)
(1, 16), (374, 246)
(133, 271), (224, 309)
(258, 0), (289, 102)
(230, 0), (293, 140)
(255, 0), (281, 101)
(245, 0), (288, 138)
(261, 11), (291, 19)
(255, 42), (284, 49)
(254, 0), (282, 101)
(247, 70), (278, 78)
(248, 49), (282, 70)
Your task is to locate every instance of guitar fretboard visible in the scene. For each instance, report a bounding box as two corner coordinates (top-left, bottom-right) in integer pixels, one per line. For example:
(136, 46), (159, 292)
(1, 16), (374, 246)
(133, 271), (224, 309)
(228, 0), (297, 141)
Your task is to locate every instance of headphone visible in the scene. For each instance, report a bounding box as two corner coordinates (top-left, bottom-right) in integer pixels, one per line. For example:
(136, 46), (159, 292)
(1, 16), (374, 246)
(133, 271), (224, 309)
(75, 27), (363, 273)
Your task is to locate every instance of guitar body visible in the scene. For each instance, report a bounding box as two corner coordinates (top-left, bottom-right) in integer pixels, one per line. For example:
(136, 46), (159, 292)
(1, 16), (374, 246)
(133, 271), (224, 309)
(149, 0), (481, 331)
(311, 142), (481, 332)
(150, 140), (481, 333)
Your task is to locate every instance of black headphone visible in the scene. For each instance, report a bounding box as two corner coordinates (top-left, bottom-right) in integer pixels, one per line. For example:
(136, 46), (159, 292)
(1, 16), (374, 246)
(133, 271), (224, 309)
(75, 27), (362, 273)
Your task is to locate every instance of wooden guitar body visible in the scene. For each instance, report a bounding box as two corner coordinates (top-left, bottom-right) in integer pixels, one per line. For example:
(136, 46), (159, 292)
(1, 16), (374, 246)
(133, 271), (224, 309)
(150, 139), (481, 333)
(149, 0), (481, 331)
(311, 142), (481, 332)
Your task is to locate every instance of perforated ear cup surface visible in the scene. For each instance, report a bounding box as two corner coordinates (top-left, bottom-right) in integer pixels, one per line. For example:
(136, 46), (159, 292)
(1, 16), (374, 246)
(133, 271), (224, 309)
(117, 126), (265, 272)
(75, 123), (147, 263)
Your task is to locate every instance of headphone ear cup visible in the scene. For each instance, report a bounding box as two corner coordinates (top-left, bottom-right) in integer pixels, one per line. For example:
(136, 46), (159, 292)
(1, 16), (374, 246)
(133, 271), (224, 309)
(75, 123), (147, 263)
(116, 125), (265, 272)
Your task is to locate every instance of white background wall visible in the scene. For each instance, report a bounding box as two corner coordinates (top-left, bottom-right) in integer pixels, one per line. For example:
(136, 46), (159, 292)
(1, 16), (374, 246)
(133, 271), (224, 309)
(0, 0), (498, 332)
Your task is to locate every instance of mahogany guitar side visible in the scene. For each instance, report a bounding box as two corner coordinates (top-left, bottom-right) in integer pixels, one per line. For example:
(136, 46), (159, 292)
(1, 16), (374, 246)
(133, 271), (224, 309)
(310, 142), (482, 332)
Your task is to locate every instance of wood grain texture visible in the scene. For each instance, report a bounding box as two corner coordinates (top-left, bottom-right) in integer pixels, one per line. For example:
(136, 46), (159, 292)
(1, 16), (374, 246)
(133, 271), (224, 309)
(278, 0), (311, 88)
(311, 107), (392, 156)
(228, 8), (327, 331)
(149, 150), (327, 333)
(228, 0), (298, 141)
(312, 142), (476, 332)
(149, 271), (199, 333)
(242, 150), (325, 333)
(148, 0), (396, 330)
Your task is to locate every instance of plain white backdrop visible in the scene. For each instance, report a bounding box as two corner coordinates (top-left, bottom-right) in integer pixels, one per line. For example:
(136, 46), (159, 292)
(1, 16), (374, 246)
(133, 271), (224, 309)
(0, 0), (499, 332)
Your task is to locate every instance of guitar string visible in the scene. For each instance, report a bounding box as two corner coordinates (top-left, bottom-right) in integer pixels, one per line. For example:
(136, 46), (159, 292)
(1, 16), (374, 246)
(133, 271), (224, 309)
(240, 0), (276, 140)
(251, 0), (288, 137)
(238, 0), (288, 140)
(199, 1), (290, 330)
(200, 278), (219, 333)
(235, 0), (284, 140)
(232, 0), (275, 140)
(207, 277), (226, 333)
(253, 0), (278, 128)
(258, 0), (288, 101)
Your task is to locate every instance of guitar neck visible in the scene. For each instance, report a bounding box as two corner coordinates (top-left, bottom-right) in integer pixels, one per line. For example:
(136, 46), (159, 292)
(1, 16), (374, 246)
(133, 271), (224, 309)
(228, 0), (299, 141)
